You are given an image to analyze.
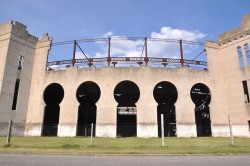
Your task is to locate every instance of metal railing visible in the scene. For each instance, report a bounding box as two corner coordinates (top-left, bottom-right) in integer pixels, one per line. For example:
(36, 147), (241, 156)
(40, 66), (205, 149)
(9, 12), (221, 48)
(47, 37), (208, 70)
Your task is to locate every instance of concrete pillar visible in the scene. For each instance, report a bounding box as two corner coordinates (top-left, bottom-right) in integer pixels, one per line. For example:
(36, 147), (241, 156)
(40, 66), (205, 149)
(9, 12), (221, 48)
(137, 66), (158, 137)
(175, 68), (197, 137)
(57, 67), (78, 137)
(25, 34), (52, 136)
(96, 67), (117, 137)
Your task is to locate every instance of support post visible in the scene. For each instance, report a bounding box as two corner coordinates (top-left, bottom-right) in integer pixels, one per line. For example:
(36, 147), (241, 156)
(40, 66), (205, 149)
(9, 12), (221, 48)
(90, 123), (93, 146)
(108, 37), (111, 66)
(228, 115), (234, 145)
(145, 38), (148, 66)
(161, 114), (165, 147)
(72, 40), (76, 66)
(85, 127), (87, 137)
(6, 120), (12, 145)
(179, 39), (184, 67)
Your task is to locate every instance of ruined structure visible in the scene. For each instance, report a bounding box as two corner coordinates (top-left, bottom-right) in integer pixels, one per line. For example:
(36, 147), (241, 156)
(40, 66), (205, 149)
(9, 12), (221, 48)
(0, 14), (250, 137)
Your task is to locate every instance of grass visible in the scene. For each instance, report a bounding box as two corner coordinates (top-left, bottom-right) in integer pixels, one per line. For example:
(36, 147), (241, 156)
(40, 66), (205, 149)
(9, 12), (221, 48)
(0, 137), (250, 155)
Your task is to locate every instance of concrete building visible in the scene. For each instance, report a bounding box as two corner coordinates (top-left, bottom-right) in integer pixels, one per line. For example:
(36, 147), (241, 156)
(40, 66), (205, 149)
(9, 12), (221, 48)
(0, 14), (250, 138)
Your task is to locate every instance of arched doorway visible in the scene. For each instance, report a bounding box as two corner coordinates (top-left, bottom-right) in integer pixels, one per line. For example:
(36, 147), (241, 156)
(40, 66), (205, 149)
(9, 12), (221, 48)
(190, 83), (211, 137)
(76, 81), (100, 136)
(114, 80), (140, 137)
(153, 81), (178, 137)
(42, 83), (64, 136)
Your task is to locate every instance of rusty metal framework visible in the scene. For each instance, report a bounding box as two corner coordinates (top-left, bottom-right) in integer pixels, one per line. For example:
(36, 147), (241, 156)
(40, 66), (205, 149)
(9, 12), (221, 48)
(47, 37), (207, 69)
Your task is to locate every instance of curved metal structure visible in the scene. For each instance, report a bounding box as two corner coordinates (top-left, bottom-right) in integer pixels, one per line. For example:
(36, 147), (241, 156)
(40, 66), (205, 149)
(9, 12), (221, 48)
(47, 37), (207, 69)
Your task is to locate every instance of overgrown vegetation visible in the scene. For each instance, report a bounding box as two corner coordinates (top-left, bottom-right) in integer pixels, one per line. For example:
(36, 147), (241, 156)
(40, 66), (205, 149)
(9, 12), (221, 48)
(0, 137), (250, 155)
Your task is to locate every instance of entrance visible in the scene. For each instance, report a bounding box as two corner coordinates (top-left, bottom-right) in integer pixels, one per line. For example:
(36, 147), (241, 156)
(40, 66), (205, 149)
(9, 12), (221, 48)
(42, 83), (64, 136)
(191, 83), (211, 137)
(76, 81), (100, 136)
(153, 81), (178, 137)
(114, 80), (140, 137)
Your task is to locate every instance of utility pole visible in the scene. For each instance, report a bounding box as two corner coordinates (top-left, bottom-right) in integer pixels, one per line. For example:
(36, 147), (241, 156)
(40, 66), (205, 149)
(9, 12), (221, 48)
(6, 120), (12, 145)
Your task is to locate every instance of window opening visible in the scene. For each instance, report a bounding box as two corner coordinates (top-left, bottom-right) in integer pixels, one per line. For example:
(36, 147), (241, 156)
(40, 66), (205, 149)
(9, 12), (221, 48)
(76, 81), (100, 136)
(42, 83), (64, 136)
(242, 80), (250, 103)
(244, 44), (250, 65)
(11, 79), (20, 110)
(114, 80), (140, 137)
(153, 81), (178, 137)
(18, 56), (24, 70)
(237, 46), (244, 68)
(248, 121), (250, 131)
(191, 83), (212, 137)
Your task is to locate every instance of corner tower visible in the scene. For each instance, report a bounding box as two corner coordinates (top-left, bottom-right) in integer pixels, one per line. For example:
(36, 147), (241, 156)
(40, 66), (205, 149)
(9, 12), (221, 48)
(0, 21), (37, 135)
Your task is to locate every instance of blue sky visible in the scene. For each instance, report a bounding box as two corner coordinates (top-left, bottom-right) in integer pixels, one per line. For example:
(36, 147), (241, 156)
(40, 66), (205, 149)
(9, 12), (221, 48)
(1, 0), (250, 65)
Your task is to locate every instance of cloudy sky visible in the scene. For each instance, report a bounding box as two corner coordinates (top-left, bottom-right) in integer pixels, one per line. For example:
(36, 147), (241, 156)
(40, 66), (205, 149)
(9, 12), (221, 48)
(0, 0), (249, 64)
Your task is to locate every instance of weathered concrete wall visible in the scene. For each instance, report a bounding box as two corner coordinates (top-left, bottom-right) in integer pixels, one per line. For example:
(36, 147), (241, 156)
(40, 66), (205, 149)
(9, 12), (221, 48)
(0, 21), (37, 136)
(25, 34), (52, 136)
(26, 64), (216, 137)
(0, 22), (11, 95)
(216, 14), (250, 137)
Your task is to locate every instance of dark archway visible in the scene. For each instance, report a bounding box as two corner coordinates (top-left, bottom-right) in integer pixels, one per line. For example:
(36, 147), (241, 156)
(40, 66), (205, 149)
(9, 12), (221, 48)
(191, 83), (211, 137)
(76, 81), (100, 136)
(114, 80), (140, 137)
(42, 83), (64, 136)
(153, 81), (178, 137)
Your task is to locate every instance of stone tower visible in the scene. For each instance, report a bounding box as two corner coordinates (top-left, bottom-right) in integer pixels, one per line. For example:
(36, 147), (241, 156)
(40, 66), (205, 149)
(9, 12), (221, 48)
(0, 21), (51, 136)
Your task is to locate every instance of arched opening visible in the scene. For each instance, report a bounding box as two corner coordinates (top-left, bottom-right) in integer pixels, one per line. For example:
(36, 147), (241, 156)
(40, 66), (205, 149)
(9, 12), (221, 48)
(191, 83), (211, 137)
(114, 80), (140, 137)
(153, 81), (178, 137)
(42, 83), (64, 136)
(244, 43), (250, 65)
(76, 81), (100, 136)
(237, 46), (244, 68)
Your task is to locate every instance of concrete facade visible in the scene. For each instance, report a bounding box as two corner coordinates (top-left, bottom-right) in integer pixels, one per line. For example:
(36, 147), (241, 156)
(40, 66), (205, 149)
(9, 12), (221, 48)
(0, 21), (37, 135)
(0, 14), (250, 137)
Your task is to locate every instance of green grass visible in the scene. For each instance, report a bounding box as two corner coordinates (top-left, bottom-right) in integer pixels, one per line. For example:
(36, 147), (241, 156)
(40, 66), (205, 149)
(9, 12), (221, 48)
(0, 137), (250, 155)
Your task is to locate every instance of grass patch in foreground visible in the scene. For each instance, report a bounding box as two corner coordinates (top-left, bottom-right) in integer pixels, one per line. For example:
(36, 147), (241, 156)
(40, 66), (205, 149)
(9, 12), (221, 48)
(0, 137), (250, 155)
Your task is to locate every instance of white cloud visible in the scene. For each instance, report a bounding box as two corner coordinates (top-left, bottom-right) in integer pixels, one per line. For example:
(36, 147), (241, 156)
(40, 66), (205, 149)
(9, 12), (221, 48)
(75, 52), (84, 59)
(103, 31), (114, 38)
(92, 27), (206, 61)
(151, 27), (206, 40)
(75, 51), (91, 59)
(148, 27), (206, 58)
(109, 38), (144, 57)
(92, 37), (144, 58)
